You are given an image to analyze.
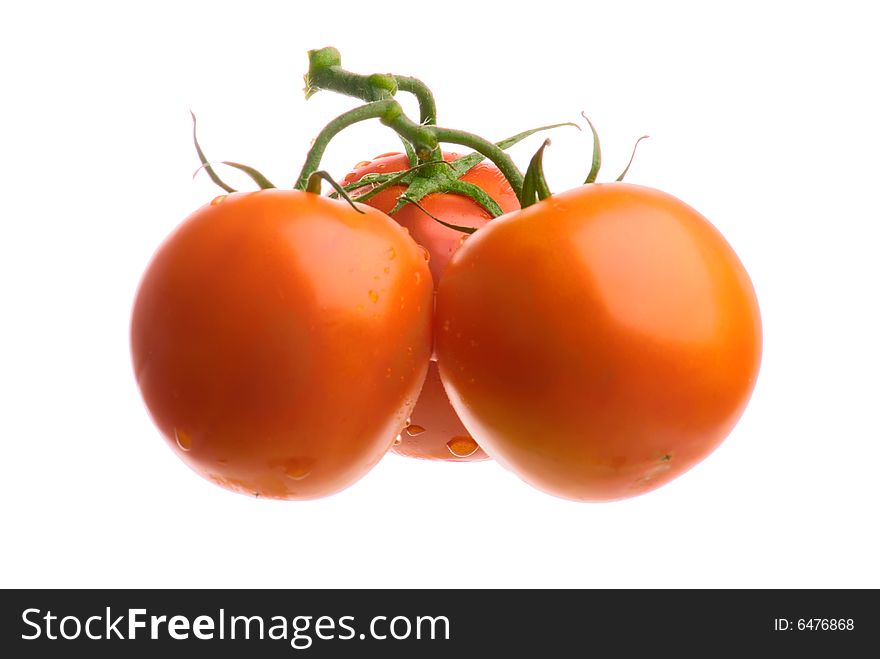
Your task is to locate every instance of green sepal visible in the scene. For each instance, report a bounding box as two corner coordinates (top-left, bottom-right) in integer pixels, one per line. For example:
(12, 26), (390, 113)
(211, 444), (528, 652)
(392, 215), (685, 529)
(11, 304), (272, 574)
(348, 168), (425, 205)
(582, 112), (602, 184)
(399, 136), (418, 168)
(520, 139), (552, 208)
(333, 161), (448, 202)
(443, 180), (504, 217)
(615, 135), (649, 181)
(399, 196), (478, 235)
(306, 171), (365, 213)
(388, 174), (437, 215)
(451, 122), (577, 178)
(220, 162), (276, 189)
(191, 111), (236, 193)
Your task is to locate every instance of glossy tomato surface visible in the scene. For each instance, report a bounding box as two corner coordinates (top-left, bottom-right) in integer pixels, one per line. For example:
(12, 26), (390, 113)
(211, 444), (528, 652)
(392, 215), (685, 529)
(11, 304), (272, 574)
(344, 152), (516, 461)
(436, 183), (762, 501)
(344, 152), (520, 287)
(131, 190), (433, 499)
(393, 362), (488, 461)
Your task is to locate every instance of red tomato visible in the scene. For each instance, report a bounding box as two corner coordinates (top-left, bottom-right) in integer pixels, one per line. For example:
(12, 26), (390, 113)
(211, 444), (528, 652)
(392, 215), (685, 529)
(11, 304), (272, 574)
(343, 152), (520, 287)
(393, 362), (488, 461)
(435, 183), (762, 501)
(343, 152), (517, 461)
(131, 190), (433, 499)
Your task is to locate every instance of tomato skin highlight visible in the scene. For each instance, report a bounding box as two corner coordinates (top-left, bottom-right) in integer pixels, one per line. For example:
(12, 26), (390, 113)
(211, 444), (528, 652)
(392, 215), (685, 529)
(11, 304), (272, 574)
(343, 152), (516, 462)
(435, 183), (762, 501)
(131, 190), (433, 499)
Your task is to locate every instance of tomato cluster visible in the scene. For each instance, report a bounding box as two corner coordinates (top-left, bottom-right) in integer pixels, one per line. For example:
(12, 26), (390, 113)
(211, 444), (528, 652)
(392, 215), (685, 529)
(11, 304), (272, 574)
(343, 151), (521, 462)
(131, 49), (761, 502)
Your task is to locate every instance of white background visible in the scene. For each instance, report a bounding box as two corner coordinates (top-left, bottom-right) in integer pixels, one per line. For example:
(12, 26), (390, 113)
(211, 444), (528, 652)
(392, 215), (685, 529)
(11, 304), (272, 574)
(1, 0), (878, 588)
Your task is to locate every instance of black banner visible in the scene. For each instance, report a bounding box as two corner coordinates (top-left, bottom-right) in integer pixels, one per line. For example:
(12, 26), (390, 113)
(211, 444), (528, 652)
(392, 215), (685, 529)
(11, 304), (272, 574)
(1, 589), (875, 657)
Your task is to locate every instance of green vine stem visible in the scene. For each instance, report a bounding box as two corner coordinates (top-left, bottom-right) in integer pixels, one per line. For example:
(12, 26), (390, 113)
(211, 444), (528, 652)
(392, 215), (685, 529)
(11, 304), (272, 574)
(295, 97), (526, 202)
(300, 48), (539, 202)
(430, 126), (525, 199)
(306, 47), (437, 126)
(294, 99), (399, 191)
(394, 76), (437, 126)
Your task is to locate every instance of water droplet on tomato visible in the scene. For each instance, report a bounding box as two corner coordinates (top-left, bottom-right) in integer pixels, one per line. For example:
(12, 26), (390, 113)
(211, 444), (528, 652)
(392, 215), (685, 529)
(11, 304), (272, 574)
(210, 195), (226, 206)
(442, 320), (451, 332)
(383, 266), (390, 274)
(284, 458), (312, 481)
(369, 290), (379, 303)
(414, 271), (422, 285)
(393, 434), (402, 446)
(405, 424), (426, 436)
(385, 367), (392, 378)
(447, 435), (479, 457)
(387, 247), (397, 260)
(459, 234), (469, 247)
(354, 160), (371, 168)
(419, 245), (431, 262)
(175, 428), (192, 451)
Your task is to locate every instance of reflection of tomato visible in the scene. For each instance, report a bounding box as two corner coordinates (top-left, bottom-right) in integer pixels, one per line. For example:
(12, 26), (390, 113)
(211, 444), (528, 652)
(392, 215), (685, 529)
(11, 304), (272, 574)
(436, 183), (762, 501)
(131, 190), (432, 499)
(344, 152), (518, 461)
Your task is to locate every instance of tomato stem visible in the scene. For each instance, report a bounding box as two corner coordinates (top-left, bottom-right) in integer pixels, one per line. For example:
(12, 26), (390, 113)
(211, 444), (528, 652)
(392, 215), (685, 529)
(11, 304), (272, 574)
(293, 100), (399, 190)
(392, 75), (438, 126)
(300, 48), (545, 202)
(306, 48), (437, 126)
(295, 98), (527, 203)
(305, 48), (396, 101)
(431, 126), (525, 203)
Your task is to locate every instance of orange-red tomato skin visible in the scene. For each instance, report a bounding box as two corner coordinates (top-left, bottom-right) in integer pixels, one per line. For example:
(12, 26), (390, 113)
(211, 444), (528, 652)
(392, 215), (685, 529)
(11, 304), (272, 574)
(131, 190), (433, 499)
(435, 183), (762, 501)
(344, 152), (520, 289)
(344, 152), (517, 462)
(392, 362), (489, 461)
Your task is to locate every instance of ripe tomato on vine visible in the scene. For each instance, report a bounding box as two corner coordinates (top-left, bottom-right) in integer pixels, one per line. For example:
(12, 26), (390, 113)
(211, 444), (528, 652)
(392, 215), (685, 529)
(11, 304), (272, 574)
(131, 46), (761, 501)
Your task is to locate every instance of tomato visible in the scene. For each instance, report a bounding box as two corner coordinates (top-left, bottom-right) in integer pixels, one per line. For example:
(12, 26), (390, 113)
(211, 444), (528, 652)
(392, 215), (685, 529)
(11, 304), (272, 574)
(343, 152), (517, 461)
(435, 183), (762, 501)
(343, 152), (520, 287)
(392, 362), (488, 461)
(131, 190), (433, 499)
